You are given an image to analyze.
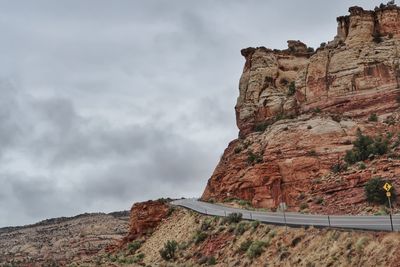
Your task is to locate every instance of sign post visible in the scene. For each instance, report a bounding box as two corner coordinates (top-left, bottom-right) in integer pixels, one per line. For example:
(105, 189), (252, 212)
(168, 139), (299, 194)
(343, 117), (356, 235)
(383, 182), (394, 231)
(279, 202), (287, 232)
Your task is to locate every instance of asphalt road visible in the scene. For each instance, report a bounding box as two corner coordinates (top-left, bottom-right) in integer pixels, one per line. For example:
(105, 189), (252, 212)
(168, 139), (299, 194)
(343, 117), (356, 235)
(171, 198), (400, 231)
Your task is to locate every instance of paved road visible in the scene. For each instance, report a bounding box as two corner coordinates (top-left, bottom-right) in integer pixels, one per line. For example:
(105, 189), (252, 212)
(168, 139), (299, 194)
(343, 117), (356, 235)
(171, 199), (400, 231)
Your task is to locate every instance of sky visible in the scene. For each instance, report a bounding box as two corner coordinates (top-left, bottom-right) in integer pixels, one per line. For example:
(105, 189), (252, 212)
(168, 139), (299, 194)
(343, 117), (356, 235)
(0, 0), (386, 227)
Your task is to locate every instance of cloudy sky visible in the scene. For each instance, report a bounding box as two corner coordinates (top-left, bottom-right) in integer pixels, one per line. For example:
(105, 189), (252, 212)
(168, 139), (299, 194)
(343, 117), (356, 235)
(0, 0), (385, 227)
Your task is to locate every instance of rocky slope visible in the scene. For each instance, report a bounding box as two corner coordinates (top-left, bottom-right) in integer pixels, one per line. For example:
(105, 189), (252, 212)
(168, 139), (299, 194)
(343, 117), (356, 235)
(114, 207), (400, 267)
(202, 4), (400, 214)
(0, 212), (129, 266)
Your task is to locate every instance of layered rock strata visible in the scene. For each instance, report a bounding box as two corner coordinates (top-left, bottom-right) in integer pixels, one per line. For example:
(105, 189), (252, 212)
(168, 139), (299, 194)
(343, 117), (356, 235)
(202, 5), (400, 213)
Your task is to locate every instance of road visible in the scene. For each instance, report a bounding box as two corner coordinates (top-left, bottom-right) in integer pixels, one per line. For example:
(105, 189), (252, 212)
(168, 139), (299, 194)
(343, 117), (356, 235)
(171, 198), (399, 231)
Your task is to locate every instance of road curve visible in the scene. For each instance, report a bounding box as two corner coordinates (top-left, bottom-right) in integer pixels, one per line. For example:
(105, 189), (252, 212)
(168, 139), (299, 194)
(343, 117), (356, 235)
(171, 199), (399, 232)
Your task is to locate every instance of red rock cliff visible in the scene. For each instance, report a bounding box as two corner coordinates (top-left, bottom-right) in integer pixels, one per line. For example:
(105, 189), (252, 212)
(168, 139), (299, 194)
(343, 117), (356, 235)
(202, 5), (400, 214)
(122, 200), (170, 244)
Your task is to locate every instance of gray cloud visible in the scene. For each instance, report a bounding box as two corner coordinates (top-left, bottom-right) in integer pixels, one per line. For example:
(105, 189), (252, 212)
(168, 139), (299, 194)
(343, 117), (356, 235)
(0, 0), (386, 227)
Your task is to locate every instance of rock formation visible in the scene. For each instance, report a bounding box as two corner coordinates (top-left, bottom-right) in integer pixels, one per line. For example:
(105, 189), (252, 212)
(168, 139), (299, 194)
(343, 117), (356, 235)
(202, 5), (400, 214)
(122, 199), (170, 244)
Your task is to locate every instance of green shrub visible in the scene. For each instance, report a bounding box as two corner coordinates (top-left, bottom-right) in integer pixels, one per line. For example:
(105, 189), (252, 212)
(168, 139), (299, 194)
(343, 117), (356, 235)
(288, 81), (296, 96)
(239, 240), (253, 252)
(314, 196), (324, 205)
(307, 150), (317, 156)
(246, 241), (266, 259)
(368, 113), (378, 122)
(254, 122), (270, 132)
(299, 203), (308, 210)
(331, 162), (347, 173)
(234, 146), (243, 154)
(313, 107), (321, 113)
(200, 219), (212, 231)
(207, 256), (217, 265)
(359, 162), (366, 170)
(226, 212), (243, 224)
(307, 47), (315, 53)
(238, 199), (251, 207)
(235, 222), (249, 235)
(159, 240), (178, 261)
(365, 177), (396, 204)
(247, 151), (263, 165)
(127, 240), (142, 253)
(344, 129), (388, 164)
(251, 220), (260, 230)
(193, 230), (208, 244)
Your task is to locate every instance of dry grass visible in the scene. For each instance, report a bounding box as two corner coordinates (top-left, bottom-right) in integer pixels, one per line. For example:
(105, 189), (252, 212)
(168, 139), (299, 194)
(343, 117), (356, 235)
(131, 207), (400, 267)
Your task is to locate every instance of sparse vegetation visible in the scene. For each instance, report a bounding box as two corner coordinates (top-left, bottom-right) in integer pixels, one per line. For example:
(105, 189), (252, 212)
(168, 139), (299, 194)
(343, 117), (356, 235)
(368, 113), (378, 122)
(159, 240), (178, 261)
(288, 81), (296, 96)
(355, 237), (370, 252)
(246, 240), (267, 259)
(331, 160), (348, 173)
(313, 107), (321, 113)
(299, 203), (309, 210)
(307, 150), (317, 156)
(207, 256), (217, 265)
(314, 196), (324, 205)
(247, 151), (263, 165)
(234, 146), (243, 154)
(239, 240), (253, 252)
(359, 162), (366, 170)
(193, 230), (208, 244)
(225, 212), (243, 224)
(365, 177), (396, 204)
(251, 220), (260, 230)
(254, 121), (271, 132)
(235, 222), (249, 235)
(127, 240), (142, 253)
(344, 129), (389, 164)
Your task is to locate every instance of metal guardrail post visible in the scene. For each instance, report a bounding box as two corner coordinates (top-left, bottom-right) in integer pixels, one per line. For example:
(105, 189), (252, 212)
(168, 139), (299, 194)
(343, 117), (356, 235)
(283, 210), (287, 232)
(224, 211), (226, 217)
(250, 212), (252, 220)
(328, 215), (331, 228)
(390, 214), (394, 231)
(205, 209), (207, 215)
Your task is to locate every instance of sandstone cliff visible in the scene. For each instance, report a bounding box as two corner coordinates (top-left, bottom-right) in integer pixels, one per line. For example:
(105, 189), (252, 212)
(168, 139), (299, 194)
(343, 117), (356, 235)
(202, 5), (400, 214)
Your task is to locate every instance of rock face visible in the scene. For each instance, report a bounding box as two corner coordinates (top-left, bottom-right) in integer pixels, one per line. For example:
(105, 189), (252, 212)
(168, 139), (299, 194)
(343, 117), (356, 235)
(236, 5), (400, 137)
(123, 200), (170, 243)
(202, 5), (400, 214)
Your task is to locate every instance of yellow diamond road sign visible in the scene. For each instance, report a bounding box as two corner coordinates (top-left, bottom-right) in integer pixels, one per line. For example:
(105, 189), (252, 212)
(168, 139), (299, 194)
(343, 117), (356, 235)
(383, 182), (392, 192)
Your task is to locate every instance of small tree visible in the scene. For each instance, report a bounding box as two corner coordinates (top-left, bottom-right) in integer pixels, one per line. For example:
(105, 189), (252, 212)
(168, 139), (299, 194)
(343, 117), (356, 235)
(159, 240), (178, 261)
(365, 177), (396, 204)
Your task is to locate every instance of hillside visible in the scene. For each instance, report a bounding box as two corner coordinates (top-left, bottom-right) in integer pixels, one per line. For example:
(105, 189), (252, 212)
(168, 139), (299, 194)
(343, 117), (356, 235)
(0, 212), (129, 266)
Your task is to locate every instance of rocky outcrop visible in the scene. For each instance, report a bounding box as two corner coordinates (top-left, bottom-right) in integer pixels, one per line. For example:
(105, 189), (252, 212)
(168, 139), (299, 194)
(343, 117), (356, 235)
(202, 5), (400, 213)
(235, 5), (400, 137)
(123, 200), (170, 244)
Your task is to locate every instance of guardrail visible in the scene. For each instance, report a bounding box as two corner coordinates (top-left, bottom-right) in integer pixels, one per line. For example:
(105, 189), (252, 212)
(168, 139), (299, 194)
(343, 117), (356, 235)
(171, 199), (398, 232)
